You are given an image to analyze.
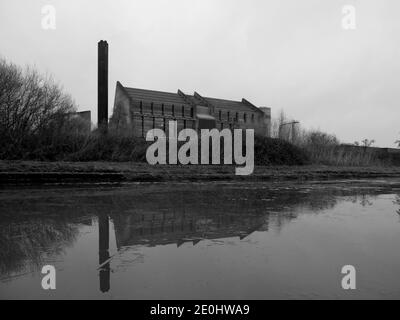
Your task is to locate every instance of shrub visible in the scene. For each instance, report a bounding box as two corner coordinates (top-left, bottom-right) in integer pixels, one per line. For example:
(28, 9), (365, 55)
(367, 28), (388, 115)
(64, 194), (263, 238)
(254, 136), (310, 166)
(65, 132), (151, 162)
(295, 129), (384, 166)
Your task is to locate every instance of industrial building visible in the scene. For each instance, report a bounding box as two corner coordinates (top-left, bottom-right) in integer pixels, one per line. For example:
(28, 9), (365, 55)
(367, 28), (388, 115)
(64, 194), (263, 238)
(110, 81), (271, 137)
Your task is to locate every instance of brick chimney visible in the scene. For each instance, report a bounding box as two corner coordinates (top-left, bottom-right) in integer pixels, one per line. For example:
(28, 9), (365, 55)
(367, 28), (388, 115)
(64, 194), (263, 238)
(98, 40), (108, 131)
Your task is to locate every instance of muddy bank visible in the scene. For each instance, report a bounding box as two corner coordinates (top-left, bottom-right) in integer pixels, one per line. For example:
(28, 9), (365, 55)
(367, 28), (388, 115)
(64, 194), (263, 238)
(1, 161), (400, 185)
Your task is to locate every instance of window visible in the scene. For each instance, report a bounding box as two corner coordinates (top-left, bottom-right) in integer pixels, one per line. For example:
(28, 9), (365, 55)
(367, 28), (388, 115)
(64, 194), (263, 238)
(147, 117), (156, 140)
(251, 114), (255, 123)
(244, 113), (247, 123)
(184, 120), (187, 129)
(219, 110), (222, 121)
(172, 104), (175, 116)
(235, 112), (239, 122)
(161, 104), (165, 115)
(190, 107), (194, 118)
(227, 112), (230, 122)
(151, 102), (154, 115)
(170, 120), (177, 138)
(139, 101), (143, 114)
(181, 106), (185, 117)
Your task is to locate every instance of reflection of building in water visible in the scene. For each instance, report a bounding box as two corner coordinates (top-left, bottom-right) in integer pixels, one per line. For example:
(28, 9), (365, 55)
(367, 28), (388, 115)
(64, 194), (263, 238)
(1, 182), (385, 293)
(111, 211), (269, 249)
(395, 194), (400, 215)
(96, 211), (268, 294)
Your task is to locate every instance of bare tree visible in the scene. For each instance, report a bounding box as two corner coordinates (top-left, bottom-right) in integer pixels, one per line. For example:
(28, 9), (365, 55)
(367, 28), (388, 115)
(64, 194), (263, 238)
(360, 139), (375, 147)
(0, 58), (77, 158)
(303, 130), (339, 147)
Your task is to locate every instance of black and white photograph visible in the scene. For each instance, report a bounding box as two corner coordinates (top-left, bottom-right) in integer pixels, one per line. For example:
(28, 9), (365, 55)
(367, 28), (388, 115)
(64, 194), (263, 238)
(1, 0), (400, 305)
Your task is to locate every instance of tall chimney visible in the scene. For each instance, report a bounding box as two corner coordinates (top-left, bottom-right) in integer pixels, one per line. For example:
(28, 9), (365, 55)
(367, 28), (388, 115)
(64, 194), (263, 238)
(98, 40), (108, 131)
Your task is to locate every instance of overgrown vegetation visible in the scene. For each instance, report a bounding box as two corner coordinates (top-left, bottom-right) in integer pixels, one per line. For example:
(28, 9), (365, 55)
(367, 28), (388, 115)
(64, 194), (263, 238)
(64, 133), (150, 162)
(0, 59), (398, 167)
(0, 58), (81, 160)
(272, 110), (400, 166)
(65, 134), (309, 166)
(296, 130), (385, 166)
(254, 136), (309, 166)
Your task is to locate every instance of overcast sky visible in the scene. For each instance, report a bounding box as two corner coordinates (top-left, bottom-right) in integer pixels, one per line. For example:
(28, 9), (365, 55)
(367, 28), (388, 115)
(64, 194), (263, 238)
(0, 0), (399, 147)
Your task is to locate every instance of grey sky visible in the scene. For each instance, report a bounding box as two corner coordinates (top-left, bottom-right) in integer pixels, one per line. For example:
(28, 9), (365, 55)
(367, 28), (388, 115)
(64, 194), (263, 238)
(0, 0), (398, 147)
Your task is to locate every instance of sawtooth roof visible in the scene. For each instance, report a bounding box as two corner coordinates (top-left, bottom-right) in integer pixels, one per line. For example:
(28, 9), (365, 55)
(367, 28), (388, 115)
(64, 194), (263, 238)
(118, 82), (263, 113)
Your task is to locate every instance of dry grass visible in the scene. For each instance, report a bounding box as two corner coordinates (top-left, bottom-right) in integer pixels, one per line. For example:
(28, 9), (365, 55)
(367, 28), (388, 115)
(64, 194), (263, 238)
(304, 145), (383, 166)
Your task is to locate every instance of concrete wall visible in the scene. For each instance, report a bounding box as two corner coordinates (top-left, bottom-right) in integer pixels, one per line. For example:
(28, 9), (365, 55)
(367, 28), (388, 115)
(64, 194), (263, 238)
(110, 84), (132, 134)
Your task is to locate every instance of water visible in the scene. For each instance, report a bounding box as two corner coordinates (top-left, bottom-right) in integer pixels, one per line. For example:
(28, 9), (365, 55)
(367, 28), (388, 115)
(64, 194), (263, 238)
(0, 180), (400, 300)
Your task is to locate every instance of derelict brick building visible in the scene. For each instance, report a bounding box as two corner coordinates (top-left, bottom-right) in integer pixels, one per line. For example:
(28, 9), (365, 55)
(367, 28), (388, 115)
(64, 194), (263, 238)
(111, 81), (271, 137)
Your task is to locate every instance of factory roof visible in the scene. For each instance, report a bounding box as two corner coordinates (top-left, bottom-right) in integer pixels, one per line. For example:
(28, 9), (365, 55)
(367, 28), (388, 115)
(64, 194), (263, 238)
(117, 82), (264, 113)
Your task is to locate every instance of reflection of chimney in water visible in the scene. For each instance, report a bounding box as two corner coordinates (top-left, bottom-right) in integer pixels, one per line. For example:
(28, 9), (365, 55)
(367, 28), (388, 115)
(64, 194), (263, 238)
(98, 215), (110, 293)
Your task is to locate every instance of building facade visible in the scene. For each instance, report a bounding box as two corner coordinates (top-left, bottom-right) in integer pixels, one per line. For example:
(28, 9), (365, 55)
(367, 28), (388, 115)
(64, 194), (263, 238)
(111, 81), (271, 137)
(67, 110), (92, 135)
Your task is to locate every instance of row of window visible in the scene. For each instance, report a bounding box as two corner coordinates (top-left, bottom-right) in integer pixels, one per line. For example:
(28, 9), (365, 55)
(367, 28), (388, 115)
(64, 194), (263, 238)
(135, 101), (258, 123)
(140, 117), (195, 137)
(218, 110), (257, 123)
(138, 101), (195, 118)
(137, 115), (262, 138)
(140, 121), (240, 137)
